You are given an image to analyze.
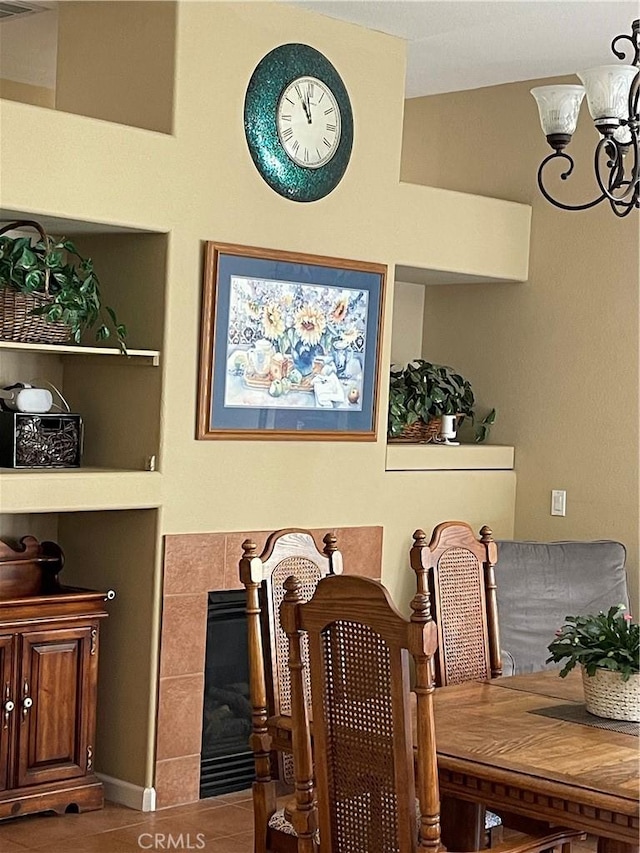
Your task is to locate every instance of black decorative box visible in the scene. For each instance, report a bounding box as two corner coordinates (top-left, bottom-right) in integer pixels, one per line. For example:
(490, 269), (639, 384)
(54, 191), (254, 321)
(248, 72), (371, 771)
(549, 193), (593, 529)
(0, 412), (83, 468)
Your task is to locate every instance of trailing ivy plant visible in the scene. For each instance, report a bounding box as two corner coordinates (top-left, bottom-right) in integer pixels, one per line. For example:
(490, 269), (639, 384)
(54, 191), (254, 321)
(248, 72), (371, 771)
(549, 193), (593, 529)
(546, 605), (639, 681)
(0, 224), (127, 353)
(388, 359), (495, 442)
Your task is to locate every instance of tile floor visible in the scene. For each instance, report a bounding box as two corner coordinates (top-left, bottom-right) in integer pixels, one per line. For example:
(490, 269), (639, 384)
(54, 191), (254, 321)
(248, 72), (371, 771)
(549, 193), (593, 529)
(0, 792), (599, 853)
(0, 789), (255, 853)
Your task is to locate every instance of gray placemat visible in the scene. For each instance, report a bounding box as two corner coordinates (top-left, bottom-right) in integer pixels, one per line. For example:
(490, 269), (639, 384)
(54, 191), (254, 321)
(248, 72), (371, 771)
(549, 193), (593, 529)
(529, 703), (638, 735)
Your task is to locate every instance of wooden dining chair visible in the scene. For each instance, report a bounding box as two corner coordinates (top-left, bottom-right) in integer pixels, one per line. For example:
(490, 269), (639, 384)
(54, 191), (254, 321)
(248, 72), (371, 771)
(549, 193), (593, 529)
(410, 521), (504, 845)
(239, 528), (343, 853)
(410, 521), (502, 688)
(280, 572), (584, 853)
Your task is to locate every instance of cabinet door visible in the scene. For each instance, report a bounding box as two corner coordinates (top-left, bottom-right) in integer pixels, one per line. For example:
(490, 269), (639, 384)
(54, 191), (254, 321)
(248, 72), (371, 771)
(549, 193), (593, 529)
(0, 633), (15, 792)
(16, 625), (97, 788)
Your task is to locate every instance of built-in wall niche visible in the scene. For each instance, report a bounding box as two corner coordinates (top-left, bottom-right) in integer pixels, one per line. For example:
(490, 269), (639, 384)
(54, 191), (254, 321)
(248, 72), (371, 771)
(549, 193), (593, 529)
(0, 2), (176, 134)
(0, 6), (57, 109)
(389, 275), (515, 461)
(391, 281), (426, 367)
(0, 506), (159, 792)
(63, 231), (167, 471)
(0, 219), (167, 476)
(58, 508), (160, 789)
(0, 512), (59, 544)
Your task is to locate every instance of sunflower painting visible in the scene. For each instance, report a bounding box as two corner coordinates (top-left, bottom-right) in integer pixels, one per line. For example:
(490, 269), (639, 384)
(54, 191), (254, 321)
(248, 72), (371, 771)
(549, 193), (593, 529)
(197, 244), (385, 440)
(225, 275), (369, 412)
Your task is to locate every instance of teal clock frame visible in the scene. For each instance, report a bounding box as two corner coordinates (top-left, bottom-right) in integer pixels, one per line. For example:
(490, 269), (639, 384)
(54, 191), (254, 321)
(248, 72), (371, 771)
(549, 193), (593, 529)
(244, 43), (354, 203)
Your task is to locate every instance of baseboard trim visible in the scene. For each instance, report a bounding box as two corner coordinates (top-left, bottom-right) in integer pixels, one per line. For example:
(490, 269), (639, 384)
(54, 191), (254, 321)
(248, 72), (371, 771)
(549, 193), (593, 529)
(97, 773), (157, 812)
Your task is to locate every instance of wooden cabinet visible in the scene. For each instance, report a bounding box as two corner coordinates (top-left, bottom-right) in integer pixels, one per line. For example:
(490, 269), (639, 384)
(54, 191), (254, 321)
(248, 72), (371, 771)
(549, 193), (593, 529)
(0, 537), (109, 820)
(0, 634), (12, 794)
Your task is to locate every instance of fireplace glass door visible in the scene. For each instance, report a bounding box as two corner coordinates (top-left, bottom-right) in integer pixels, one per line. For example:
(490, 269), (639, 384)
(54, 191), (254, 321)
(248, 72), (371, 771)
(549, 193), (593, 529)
(200, 590), (254, 797)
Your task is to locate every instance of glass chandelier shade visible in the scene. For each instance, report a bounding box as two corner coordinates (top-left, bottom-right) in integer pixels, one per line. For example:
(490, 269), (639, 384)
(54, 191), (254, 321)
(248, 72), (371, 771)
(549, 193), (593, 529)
(530, 85), (586, 136)
(530, 19), (639, 216)
(577, 64), (639, 125)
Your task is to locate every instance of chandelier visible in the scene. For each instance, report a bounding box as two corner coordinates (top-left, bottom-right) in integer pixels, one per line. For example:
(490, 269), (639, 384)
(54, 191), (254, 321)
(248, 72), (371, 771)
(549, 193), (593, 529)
(531, 19), (639, 216)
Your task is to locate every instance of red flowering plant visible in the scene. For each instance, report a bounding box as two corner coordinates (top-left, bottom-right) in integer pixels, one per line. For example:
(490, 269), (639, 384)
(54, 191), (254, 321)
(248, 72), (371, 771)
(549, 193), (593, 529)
(546, 605), (639, 681)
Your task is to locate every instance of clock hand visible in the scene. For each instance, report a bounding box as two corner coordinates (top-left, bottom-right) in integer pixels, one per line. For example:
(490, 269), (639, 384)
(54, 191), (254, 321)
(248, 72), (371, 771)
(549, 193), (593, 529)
(301, 95), (312, 124)
(305, 86), (313, 124)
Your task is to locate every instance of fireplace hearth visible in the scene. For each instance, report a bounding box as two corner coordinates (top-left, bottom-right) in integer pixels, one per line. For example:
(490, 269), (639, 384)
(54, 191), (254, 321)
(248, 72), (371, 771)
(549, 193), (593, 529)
(200, 590), (254, 797)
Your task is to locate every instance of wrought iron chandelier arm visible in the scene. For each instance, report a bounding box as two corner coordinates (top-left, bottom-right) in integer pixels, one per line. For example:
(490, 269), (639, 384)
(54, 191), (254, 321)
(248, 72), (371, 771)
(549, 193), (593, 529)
(610, 197), (637, 217)
(593, 133), (640, 209)
(533, 19), (639, 216)
(536, 151), (607, 211)
(621, 128), (639, 194)
(611, 23), (639, 65)
(631, 67), (639, 118)
(607, 159), (640, 215)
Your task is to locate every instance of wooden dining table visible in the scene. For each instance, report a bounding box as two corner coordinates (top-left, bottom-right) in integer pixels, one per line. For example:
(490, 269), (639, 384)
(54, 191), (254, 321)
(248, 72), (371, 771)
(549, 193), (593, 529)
(434, 670), (639, 853)
(267, 669), (639, 852)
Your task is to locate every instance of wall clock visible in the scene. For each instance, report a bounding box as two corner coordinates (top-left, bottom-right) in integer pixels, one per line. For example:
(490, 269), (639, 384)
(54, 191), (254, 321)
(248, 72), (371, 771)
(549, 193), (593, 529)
(244, 43), (354, 203)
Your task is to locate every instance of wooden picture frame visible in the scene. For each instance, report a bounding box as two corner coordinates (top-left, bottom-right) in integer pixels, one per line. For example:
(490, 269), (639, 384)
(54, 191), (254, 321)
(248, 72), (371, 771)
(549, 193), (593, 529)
(197, 243), (386, 440)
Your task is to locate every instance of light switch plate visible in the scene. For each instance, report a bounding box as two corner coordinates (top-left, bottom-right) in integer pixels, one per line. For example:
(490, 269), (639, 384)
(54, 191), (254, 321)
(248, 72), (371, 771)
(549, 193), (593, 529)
(551, 489), (566, 516)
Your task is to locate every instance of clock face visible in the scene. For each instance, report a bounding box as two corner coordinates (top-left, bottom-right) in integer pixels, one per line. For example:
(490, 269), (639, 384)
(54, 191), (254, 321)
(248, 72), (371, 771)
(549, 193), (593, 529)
(276, 76), (341, 169)
(244, 44), (353, 202)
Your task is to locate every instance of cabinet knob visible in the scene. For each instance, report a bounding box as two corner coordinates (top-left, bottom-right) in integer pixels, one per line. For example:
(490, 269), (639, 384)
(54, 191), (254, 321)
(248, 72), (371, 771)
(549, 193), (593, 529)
(2, 698), (14, 729)
(22, 695), (33, 720)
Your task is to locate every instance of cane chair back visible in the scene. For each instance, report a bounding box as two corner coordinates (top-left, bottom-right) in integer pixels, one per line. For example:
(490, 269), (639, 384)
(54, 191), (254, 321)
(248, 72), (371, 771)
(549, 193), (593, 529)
(280, 574), (440, 853)
(239, 529), (342, 853)
(281, 573), (584, 853)
(410, 522), (502, 688)
(410, 522), (505, 848)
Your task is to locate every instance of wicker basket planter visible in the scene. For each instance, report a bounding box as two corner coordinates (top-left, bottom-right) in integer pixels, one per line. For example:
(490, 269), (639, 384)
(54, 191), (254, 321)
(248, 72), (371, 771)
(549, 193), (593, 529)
(582, 665), (640, 722)
(0, 288), (72, 344)
(388, 414), (466, 444)
(0, 220), (73, 345)
(0, 218), (126, 352)
(389, 417), (442, 443)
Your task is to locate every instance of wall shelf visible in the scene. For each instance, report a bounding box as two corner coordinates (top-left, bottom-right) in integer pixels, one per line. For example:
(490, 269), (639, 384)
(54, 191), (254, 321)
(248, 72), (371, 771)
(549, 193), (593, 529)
(386, 443), (514, 471)
(0, 468), (163, 513)
(0, 341), (160, 366)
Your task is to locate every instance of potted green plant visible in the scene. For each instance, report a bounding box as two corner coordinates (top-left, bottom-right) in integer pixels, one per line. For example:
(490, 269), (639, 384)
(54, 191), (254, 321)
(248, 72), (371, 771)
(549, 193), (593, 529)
(546, 605), (640, 722)
(387, 359), (495, 443)
(0, 220), (127, 353)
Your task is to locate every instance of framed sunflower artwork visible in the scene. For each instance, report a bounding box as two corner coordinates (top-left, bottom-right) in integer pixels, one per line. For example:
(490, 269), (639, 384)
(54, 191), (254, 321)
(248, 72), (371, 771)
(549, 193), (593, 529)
(196, 243), (386, 440)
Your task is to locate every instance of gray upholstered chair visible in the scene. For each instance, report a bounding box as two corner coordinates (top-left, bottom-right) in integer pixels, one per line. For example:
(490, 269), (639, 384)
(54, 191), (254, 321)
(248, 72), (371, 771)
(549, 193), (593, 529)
(495, 539), (630, 674)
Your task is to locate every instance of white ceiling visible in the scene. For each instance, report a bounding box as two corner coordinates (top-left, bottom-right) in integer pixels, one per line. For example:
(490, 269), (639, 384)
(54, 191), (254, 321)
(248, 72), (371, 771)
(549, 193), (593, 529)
(2, 1), (638, 97)
(292, 1), (640, 97)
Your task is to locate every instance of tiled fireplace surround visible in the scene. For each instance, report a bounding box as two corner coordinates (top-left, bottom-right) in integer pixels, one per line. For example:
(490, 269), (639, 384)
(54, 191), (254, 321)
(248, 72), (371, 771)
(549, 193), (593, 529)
(155, 526), (383, 809)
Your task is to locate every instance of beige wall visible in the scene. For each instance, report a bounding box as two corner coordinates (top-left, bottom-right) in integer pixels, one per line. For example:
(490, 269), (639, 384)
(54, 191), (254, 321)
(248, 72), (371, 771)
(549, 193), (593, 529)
(56, 1), (176, 133)
(1, 2), (534, 788)
(391, 281), (426, 366)
(402, 79), (640, 606)
(59, 510), (160, 788)
(158, 1), (519, 614)
(0, 8), (58, 98)
(0, 79), (54, 108)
